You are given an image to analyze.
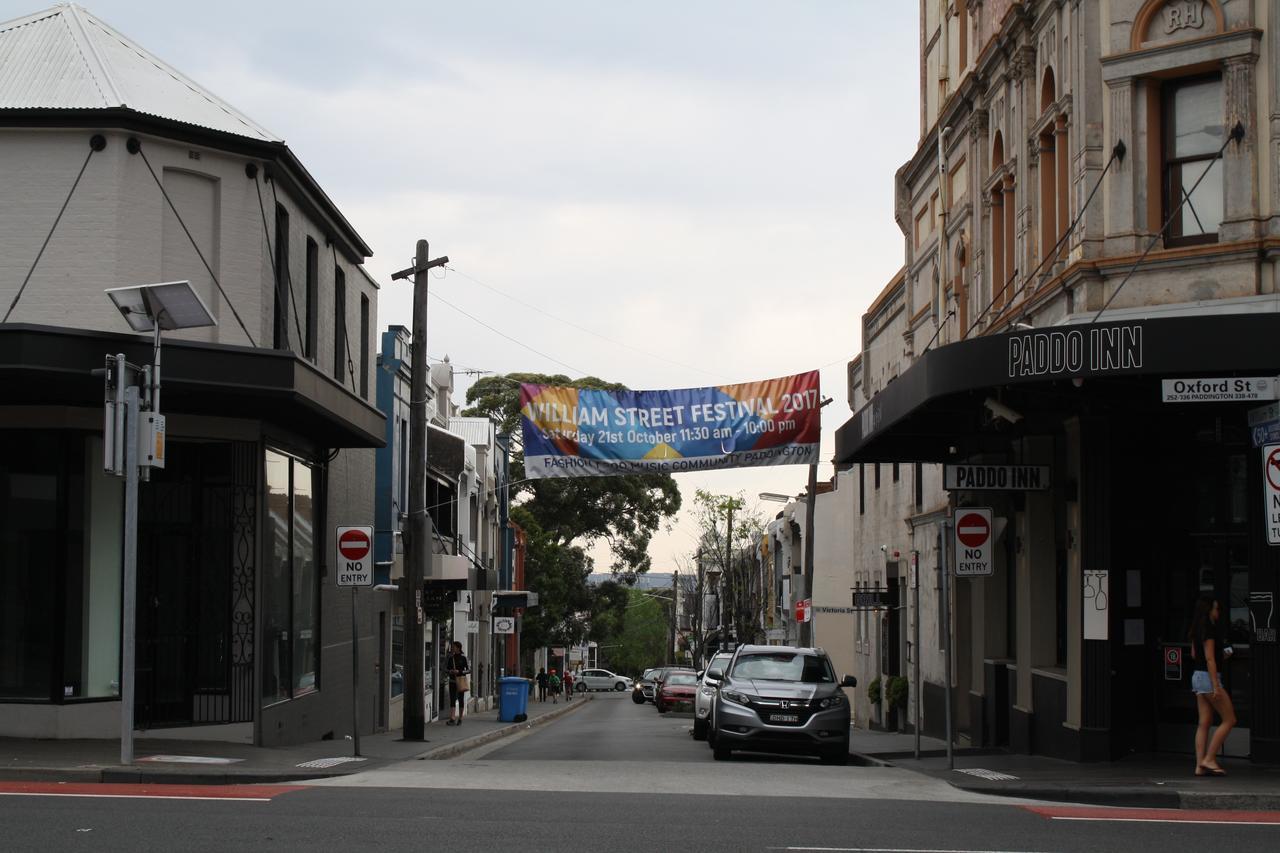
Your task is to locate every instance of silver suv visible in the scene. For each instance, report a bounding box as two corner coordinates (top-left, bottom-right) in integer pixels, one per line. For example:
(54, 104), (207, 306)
(707, 645), (856, 765)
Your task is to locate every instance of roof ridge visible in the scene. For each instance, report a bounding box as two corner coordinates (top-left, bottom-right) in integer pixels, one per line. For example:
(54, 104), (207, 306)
(71, 4), (278, 141)
(62, 2), (121, 105)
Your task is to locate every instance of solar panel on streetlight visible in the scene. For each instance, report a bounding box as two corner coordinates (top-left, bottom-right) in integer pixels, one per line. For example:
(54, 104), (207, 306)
(105, 280), (216, 332)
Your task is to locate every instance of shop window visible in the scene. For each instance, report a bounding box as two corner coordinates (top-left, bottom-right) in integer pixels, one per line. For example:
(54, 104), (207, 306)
(892, 462), (900, 483)
(333, 267), (347, 383)
(1162, 75), (1223, 246)
(263, 449), (319, 705)
(859, 464), (865, 515)
(874, 463), (881, 490)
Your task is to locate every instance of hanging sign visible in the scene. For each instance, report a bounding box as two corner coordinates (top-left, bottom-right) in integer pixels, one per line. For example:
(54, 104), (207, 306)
(494, 616), (515, 634)
(944, 465), (1050, 490)
(520, 372), (821, 478)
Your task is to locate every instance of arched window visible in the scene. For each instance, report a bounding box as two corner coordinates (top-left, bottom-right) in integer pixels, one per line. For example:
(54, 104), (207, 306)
(990, 132), (1008, 309)
(954, 238), (969, 335)
(1039, 68), (1058, 265)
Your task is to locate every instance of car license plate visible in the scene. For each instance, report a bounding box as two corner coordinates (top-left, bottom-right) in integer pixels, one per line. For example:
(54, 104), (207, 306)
(769, 713), (799, 723)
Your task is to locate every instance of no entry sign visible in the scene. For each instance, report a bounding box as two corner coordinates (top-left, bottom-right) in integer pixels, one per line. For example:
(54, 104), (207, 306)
(954, 508), (994, 577)
(1265, 444), (1280, 546)
(336, 526), (374, 587)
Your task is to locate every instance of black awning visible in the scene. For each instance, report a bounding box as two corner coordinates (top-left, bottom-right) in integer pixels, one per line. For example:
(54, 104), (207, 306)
(836, 312), (1280, 463)
(494, 590), (539, 611)
(0, 323), (384, 448)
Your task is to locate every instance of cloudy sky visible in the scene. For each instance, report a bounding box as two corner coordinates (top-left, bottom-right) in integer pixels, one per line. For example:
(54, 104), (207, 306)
(5, 0), (920, 572)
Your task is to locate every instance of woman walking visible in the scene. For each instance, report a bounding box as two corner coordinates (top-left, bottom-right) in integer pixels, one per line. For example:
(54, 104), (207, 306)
(446, 641), (470, 726)
(1189, 595), (1236, 776)
(536, 667), (548, 703)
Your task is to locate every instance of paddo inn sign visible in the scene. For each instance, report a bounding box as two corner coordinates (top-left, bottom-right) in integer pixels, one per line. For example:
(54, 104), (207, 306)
(837, 314), (1280, 463)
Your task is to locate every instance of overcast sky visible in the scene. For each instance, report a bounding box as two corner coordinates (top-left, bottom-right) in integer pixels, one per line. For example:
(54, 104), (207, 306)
(6, 0), (920, 573)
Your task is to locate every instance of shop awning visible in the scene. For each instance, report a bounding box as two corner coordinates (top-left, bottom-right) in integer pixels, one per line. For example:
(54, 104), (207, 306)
(494, 590), (539, 610)
(836, 312), (1280, 463)
(0, 323), (384, 447)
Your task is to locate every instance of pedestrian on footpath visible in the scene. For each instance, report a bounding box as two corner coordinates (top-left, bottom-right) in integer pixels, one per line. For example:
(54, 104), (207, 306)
(564, 671), (574, 701)
(446, 641), (470, 726)
(548, 669), (561, 704)
(536, 667), (548, 703)
(1189, 595), (1236, 776)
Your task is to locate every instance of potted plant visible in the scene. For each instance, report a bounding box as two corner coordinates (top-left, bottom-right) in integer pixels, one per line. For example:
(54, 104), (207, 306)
(867, 676), (882, 729)
(886, 676), (909, 732)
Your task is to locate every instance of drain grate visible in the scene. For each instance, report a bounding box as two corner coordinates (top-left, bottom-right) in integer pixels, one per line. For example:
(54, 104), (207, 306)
(296, 756), (368, 769)
(954, 767), (1019, 781)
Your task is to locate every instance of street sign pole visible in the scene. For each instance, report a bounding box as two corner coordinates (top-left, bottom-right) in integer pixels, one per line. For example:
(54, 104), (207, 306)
(120, 383), (139, 766)
(351, 586), (360, 757)
(911, 550), (920, 761)
(941, 521), (954, 770)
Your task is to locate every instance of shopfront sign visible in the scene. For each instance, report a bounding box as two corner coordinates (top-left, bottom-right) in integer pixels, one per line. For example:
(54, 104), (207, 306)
(953, 508), (994, 576)
(1265, 444), (1280, 546)
(494, 616), (515, 634)
(850, 587), (900, 610)
(1161, 376), (1278, 403)
(335, 526), (373, 587)
(1250, 592), (1276, 643)
(944, 464), (1050, 491)
(1163, 647), (1182, 681)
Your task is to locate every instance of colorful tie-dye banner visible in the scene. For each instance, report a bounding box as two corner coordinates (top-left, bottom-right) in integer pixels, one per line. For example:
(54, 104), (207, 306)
(520, 371), (821, 478)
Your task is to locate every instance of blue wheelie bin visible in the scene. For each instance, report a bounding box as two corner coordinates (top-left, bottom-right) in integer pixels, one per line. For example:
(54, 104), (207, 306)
(498, 676), (530, 722)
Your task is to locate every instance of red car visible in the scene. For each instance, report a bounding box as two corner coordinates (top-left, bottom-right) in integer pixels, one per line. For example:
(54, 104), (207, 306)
(655, 671), (699, 713)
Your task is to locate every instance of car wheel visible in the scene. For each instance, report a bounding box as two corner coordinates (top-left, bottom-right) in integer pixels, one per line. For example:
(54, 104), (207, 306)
(820, 743), (850, 766)
(614, 681), (626, 691)
(713, 742), (732, 761)
(631, 691), (645, 705)
(692, 717), (707, 741)
(656, 700), (667, 714)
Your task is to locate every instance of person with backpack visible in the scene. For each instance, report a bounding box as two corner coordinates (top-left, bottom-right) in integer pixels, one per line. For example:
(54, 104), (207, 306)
(548, 668), (561, 704)
(536, 667), (548, 702)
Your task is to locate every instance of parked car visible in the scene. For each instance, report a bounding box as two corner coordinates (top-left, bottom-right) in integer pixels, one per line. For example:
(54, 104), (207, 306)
(643, 666), (693, 704)
(574, 668), (632, 692)
(655, 671), (699, 713)
(633, 667), (661, 704)
(707, 645), (856, 765)
(692, 652), (734, 740)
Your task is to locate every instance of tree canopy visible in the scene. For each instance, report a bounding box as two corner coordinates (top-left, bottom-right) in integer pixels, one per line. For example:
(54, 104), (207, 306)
(464, 373), (682, 654)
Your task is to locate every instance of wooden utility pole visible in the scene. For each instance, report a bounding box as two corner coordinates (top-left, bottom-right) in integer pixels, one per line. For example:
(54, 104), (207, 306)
(393, 239), (448, 740)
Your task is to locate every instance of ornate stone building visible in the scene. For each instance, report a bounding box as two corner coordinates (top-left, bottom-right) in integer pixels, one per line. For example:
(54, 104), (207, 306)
(835, 0), (1280, 762)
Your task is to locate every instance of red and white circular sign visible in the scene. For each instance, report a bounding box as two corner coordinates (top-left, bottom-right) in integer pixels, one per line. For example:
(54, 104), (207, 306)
(339, 528), (371, 561)
(956, 512), (991, 548)
(1266, 447), (1280, 492)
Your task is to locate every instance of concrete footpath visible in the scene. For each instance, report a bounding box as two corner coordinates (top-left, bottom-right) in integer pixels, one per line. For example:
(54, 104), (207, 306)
(849, 728), (1280, 810)
(0, 693), (590, 785)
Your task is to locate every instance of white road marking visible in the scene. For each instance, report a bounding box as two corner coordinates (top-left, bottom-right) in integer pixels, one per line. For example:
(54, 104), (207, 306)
(1050, 816), (1280, 826)
(770, 847), (1047, 853)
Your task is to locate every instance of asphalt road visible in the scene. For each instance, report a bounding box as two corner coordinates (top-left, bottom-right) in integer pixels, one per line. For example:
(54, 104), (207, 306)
(3, 693), (1278, 852)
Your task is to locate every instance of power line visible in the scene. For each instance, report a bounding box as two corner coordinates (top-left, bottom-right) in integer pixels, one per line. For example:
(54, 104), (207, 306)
(444, 265), (732, 382)
(427, 288), (588, 377)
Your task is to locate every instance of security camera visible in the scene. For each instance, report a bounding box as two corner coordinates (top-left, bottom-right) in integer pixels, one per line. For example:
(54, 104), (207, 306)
(879, 545), (888, 553)
(984, 397), (1023, 424)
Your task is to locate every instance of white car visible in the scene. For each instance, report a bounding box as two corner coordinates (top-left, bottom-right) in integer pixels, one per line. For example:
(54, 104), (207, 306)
(692, 652), (735, 740)
(574, 668), (633, 692)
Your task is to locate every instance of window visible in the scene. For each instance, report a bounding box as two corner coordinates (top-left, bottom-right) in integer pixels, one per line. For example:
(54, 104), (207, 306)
(264, 450), (319, 704)
(859, 463), (865, 516)
(360, 294), (370, 399)
(914, 462), (923, 511)
(273, 205), (290, 350)
(874, 463), (881, 490)
(333, 267), (347, 383)
(892, 462), (900, 483)
(1163, 75), (1223, 245)
(305, 238), (318, 361)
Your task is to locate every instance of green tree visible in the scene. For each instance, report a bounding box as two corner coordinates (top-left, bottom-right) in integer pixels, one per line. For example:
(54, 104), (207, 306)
(606, 588), (673, 676)
(689, 489), (766, 649)
(465, 373), (682, 657)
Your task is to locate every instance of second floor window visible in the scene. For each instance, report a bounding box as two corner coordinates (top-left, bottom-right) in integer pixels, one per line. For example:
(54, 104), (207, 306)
(1163, 75), (1223, 246)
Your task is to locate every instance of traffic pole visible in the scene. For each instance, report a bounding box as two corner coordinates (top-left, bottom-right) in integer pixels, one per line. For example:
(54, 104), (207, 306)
(912, 549), (921, 761)
(941, 521), (954, 770)
(120, 382), (139, 765)
(351, 586), (361, 757)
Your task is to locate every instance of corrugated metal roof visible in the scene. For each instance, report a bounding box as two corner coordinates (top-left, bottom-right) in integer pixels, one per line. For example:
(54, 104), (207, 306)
(449, 417), (495, 449)
(0, 3), (279, 142)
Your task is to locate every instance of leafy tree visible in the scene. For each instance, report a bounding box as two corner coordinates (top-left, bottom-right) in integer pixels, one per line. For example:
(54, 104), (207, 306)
(605, 588), (674, 676)
(688, 489), (766, 649)
(465, 373), (682, 659)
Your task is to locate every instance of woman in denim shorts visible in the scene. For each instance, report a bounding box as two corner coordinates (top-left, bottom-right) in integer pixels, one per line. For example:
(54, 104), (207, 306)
(1188, 595), (1235, 776)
